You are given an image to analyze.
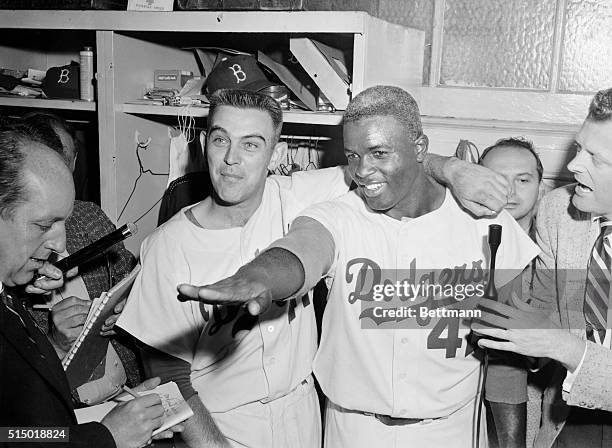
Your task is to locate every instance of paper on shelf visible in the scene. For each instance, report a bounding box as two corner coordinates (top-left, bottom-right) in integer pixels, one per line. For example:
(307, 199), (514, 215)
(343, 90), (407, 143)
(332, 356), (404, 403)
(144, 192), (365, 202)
(310, 40), (349, 85)
(290, 37), (350, 110)
(127, 0), (173, 11)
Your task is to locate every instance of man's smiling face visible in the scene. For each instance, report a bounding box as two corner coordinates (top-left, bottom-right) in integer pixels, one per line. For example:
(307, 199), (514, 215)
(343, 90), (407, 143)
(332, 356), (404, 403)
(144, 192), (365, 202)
(207, 105), (280, 207)
(343, 115), (428, 220)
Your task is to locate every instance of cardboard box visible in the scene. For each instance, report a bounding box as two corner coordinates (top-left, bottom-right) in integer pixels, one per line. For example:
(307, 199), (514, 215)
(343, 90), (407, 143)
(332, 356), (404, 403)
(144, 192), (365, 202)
(128, 0), (173, 10)
(154, 70), (193, 90)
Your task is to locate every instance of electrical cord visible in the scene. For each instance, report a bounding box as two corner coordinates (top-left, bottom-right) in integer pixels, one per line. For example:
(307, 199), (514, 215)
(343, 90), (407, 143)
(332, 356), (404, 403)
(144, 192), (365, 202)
(474, 224), (501, 448)
(132, 196), (164, 225)
(118, 138), (168, 222)
(120, 109), (196, 224)
(475, 349), (489, 448)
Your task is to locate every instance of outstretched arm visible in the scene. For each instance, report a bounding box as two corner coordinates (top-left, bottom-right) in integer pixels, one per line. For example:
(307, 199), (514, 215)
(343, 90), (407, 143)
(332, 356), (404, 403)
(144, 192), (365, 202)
(423, 154), (511, 216)
(178, 247), (304, 316)
(177, 217), (335, 315)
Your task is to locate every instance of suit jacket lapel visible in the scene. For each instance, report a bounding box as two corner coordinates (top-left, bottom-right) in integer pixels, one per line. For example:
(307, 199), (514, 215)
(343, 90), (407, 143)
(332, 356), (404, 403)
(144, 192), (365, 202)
(558, 216), (598, 333)
(0, 298), (75, 414)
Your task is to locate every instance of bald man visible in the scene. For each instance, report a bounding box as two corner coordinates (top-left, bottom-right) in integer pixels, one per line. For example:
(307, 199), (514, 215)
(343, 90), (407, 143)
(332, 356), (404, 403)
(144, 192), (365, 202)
(0, 123), (179, 448)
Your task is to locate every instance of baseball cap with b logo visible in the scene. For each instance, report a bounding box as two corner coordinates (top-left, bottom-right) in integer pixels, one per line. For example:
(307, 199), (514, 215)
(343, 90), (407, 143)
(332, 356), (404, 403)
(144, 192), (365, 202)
(206, 55), (276, 94)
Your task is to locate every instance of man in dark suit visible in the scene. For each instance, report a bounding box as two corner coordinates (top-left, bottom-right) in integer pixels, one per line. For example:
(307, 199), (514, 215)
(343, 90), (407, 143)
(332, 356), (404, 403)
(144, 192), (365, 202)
(0, 123), (173, 448)
(20, 112), (140, 405)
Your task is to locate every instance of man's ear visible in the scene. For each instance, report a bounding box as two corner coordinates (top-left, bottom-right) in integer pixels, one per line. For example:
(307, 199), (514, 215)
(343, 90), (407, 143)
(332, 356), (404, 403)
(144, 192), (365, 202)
(537, 180), (549, 204)
(414, 134), (429, 163)
(269, 140), (287, 172)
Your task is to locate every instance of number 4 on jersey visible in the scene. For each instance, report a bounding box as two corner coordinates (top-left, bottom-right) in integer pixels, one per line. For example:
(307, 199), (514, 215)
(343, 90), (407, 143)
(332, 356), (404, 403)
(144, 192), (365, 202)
(426, 317), (475, 358)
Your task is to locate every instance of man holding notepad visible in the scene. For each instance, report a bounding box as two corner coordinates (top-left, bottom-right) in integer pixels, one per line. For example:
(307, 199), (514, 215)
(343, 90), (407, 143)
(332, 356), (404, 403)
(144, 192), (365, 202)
(0, 123), (181, 448)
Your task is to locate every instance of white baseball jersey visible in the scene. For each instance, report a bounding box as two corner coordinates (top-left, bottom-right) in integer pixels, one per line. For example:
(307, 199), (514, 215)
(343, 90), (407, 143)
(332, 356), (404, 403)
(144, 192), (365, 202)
(117, 167), (348, 447)
(275, 189), (539, 447)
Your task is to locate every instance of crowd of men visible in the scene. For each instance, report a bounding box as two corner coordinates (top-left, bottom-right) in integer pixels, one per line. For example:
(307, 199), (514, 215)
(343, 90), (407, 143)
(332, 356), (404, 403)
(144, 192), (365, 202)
(1, 84), (612, 448)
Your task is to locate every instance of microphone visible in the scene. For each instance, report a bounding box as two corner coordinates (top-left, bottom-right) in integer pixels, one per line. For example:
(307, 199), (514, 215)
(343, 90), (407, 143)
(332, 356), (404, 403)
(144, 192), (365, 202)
(35, 223), (137, 281)
(475, 223), (502, 448)
(484, 224), (502, 300)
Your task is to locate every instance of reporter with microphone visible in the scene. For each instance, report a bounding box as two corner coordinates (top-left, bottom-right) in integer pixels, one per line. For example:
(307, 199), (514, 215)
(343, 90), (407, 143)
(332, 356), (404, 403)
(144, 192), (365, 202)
(18, 112), (141, 405)
(474, 88), (612, 447)
(0, 124), (182, 448)
(43, 223), (137, 357)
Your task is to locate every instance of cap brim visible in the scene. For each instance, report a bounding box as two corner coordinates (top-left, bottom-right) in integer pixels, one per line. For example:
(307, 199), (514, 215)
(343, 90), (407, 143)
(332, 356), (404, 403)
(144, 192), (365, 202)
(249, 79), (279, 92)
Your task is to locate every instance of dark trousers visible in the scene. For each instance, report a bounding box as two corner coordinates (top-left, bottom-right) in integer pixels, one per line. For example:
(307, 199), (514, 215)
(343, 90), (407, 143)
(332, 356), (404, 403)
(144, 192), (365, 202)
(554, 407), (612, 448)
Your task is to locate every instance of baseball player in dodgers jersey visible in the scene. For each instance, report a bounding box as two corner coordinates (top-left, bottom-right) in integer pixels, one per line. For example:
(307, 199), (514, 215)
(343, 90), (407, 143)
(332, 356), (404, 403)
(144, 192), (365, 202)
(118, 89), (505, 447)
(177, 86), (540, 448)
(117, 90), (350, 448)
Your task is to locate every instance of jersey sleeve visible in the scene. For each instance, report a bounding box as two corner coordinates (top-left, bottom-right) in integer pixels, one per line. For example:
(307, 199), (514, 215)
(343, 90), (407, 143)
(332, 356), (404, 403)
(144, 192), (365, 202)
(116, 226), (205, 364)
(269, 214), (337, 298)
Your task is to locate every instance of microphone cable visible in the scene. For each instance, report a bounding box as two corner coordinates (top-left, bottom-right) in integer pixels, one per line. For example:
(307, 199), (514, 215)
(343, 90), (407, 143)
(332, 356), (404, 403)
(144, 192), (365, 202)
(475, 224), (502, 448)
(475, 349), (489, 448)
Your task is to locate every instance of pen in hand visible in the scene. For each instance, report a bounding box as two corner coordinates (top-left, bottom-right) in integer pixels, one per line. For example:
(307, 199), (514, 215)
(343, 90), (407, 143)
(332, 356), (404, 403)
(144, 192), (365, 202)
(122, 385), (142, 399)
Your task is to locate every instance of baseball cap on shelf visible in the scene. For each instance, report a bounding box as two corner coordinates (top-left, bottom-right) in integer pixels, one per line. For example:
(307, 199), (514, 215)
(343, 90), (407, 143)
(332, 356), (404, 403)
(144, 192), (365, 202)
(206, 54), (277, 94)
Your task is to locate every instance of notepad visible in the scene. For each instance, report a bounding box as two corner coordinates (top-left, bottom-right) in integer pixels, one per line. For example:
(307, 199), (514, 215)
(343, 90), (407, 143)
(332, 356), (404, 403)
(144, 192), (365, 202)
(62, 264), (141, 389)
(75, 381), (193, 436)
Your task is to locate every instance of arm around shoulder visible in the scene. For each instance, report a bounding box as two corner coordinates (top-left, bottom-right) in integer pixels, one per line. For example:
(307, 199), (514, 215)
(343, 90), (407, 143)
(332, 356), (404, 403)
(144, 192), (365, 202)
(423, 154), (511, 216)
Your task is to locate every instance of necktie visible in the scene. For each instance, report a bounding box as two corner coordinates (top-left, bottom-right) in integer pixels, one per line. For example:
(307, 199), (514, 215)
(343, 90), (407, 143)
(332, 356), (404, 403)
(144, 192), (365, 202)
(584, 219), (612, 343)
(1, 289), (44, 346)
(2, 289), (32, 332)
(1, 289), (20, 321)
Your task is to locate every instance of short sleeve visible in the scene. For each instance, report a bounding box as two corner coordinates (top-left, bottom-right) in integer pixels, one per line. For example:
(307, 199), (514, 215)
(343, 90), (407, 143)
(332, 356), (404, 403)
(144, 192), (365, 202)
(269, 216), (336, 298)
